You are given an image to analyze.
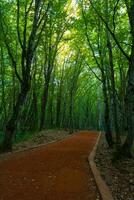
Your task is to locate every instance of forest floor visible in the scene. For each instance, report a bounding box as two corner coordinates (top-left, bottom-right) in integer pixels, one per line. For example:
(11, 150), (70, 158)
(13, 129), (70, 152)
(0, 131), (101, 200)
(95, 133), (134, 200)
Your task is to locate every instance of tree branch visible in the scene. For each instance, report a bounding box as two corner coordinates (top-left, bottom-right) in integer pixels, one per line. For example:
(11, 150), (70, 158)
(82, 5), (102, 69)
(26, 0), (34, 15)
(17, 0), (23, 49)
(1, 21), (22, 83)
(89, 0), (130, 61)
(85, 61), (102, 82)
(113, 0), (120, 32)
(34, 2), (50, 51)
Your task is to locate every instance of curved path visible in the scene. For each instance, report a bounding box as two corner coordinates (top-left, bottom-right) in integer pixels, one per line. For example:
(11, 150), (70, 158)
(0, 131), (100, 200)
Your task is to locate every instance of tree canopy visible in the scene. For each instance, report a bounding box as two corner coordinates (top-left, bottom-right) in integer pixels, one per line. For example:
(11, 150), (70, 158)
(0, 0), (134, 157)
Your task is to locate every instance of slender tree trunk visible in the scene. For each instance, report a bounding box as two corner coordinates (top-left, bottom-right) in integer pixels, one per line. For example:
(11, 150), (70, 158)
(118, 56), (126, 132)
(40, 75), (51, 130)
(107, 39), (121, 144)
(2, 82), (30, 152)
(56, 91), (62, 127)
(98, 32), (113, 147)
(47, 74), (55, 127)
(0, 47), (7, 125)
(101, 67), (113, 148)
(122, 0), (134, 157)
(68, 90), (74, 133)
(105, 0), (120, 144)
(56, 72), (63, 127)
(122, 58), (134, 156)
(48, 96), (54, 127)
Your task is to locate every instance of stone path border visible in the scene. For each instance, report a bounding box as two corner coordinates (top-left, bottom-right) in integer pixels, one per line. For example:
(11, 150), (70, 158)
(88, 132), (114, 200)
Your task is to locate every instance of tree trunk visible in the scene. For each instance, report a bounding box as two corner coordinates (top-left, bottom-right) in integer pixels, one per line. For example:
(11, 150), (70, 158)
(68, 90), (74, 133)
(107, 39), (121, 144)
(2, 83), (30, 152)
(122, 0), (134, 157)
(40, 82), (50, 130)
(56, 92), (62, 127)
(122, 58), (134, 157)
(101, 67), (113, 148)
(0, 47), (7, 126)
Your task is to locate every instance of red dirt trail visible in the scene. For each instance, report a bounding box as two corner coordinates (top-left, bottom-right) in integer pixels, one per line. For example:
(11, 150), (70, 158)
(0, 131), (99, 200)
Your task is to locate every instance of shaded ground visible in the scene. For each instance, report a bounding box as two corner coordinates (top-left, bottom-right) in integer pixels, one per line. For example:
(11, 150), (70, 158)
(0, 131), (100, 200)
(95, 133), (134, 200)
(13, 129), (70, 152)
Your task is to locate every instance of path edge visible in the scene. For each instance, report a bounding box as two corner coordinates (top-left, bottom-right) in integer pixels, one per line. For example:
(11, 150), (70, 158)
(88, 132), (114, 200)
(0, 130), (82, 161)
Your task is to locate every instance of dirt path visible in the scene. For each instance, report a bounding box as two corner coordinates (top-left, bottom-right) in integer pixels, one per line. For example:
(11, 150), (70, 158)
(0, 131), (100, 200)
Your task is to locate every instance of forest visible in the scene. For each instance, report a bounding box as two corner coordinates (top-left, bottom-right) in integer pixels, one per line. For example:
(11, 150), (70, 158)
(0, 0), (134, 158)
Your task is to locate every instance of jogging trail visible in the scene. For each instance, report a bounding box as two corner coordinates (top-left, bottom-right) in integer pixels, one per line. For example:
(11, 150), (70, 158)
(0, 131), (100, 200)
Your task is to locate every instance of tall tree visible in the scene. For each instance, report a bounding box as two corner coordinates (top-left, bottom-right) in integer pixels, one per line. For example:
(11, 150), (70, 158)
(1, 0), (49, 151)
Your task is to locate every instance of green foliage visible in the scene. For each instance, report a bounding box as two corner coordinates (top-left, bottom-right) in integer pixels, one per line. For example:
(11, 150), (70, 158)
(0, 0), (133, 152)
